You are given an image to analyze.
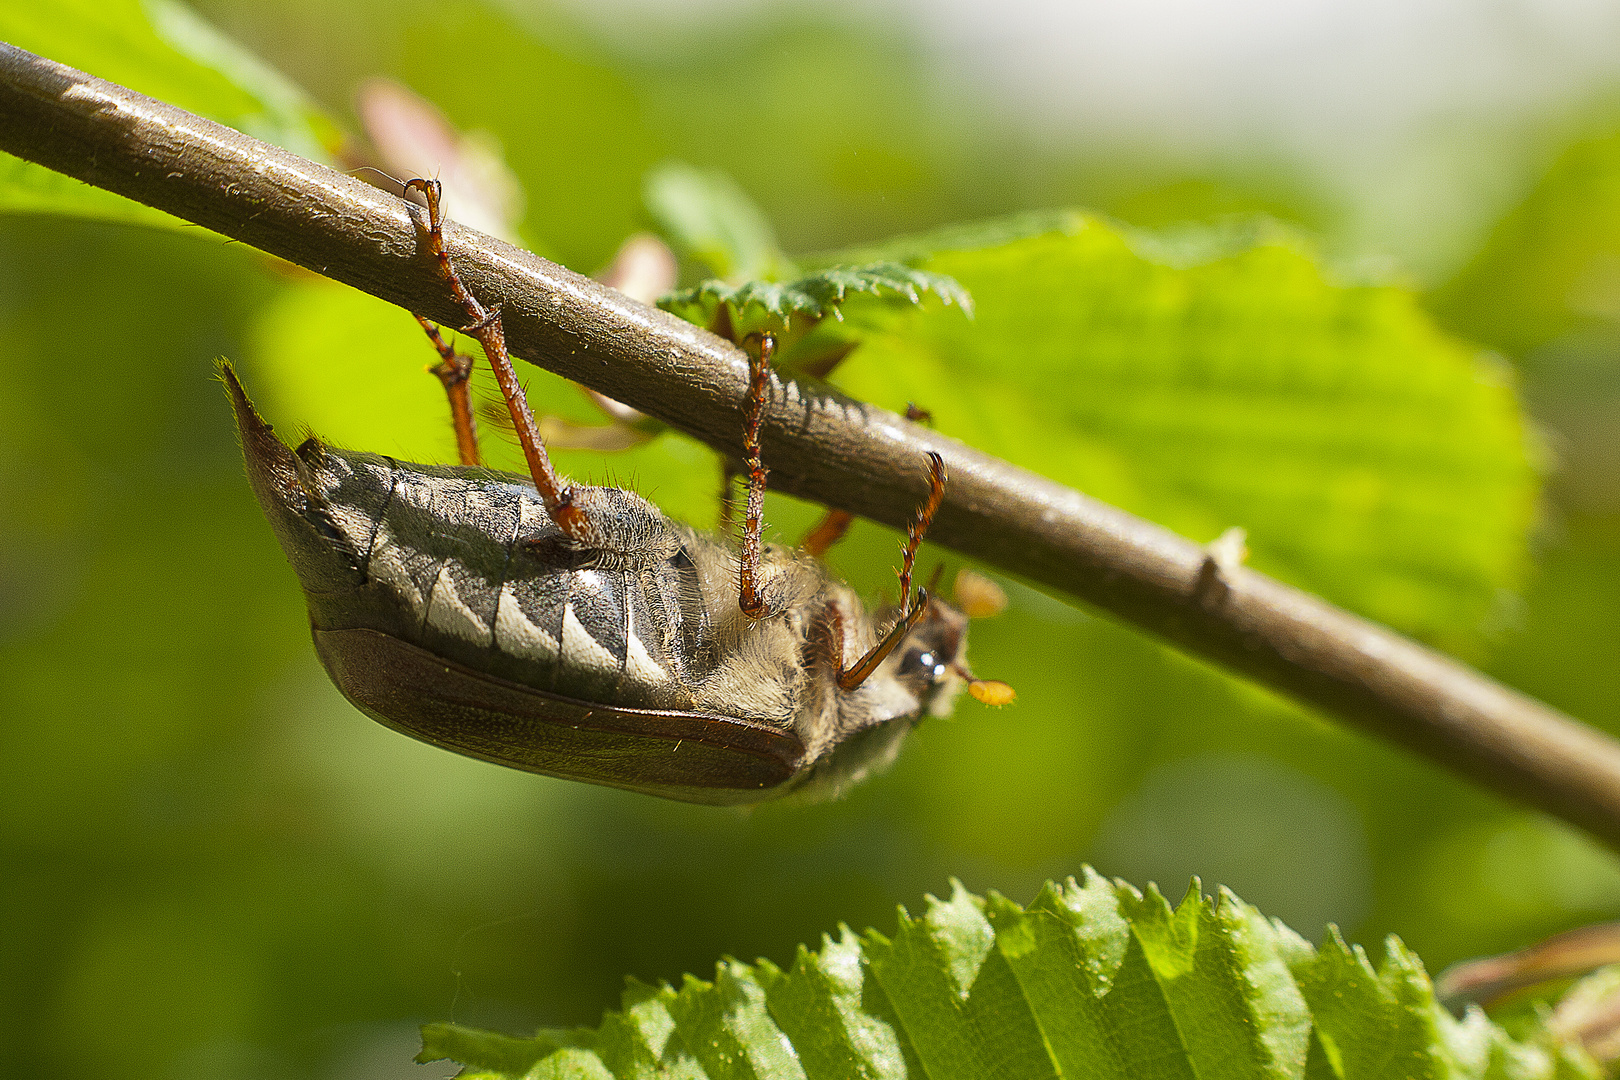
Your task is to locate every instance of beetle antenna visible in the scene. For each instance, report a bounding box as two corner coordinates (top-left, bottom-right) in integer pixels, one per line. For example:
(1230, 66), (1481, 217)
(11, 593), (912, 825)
(737, 332), (774, 619)
(401, 177), (586, 540)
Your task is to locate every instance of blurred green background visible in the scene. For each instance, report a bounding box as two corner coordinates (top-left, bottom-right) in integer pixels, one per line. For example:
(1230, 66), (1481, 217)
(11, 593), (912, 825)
(4, 1), (1620, 1077)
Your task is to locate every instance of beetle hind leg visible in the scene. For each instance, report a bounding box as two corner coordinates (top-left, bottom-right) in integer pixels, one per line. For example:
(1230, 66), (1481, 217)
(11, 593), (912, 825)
(402, 177), (588, 540)
(415, 314), (482, 467)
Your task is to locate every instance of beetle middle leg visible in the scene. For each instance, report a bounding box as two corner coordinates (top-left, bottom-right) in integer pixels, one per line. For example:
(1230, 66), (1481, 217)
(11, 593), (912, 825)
(801, 510), (854, 558)
(737, 332), (775, 619)
(402, 177), (588, 540)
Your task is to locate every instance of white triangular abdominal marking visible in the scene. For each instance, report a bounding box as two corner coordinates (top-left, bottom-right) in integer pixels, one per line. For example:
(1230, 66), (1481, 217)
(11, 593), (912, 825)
(562, 595), (620, 673)
(495, 583), (560, 662)
(369, 536), (425, 612)
(623, 593), (670, 686)
(426, 563), (494, 646)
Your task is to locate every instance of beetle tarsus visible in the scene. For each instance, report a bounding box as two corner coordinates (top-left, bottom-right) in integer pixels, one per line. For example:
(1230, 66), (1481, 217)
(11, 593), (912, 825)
(896, 452), (947, 610)
(460, 305), (503, 334)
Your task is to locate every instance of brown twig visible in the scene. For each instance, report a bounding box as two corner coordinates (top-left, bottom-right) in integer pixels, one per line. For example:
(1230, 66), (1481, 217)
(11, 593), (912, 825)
(6, 43), (1620, 846)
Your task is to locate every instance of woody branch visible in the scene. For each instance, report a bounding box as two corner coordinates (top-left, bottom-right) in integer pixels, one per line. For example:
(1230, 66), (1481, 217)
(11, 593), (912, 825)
(5, 42), (1620, 847)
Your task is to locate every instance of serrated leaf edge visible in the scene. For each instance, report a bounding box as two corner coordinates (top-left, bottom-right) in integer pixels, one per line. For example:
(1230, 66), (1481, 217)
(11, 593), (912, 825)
(421, 873), (1600, 1080)
(658, 262), (973, 328)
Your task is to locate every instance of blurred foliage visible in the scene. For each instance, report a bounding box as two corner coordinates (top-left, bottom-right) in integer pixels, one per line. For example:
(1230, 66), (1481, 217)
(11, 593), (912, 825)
(1, 2), (1619, 1080)
(423, 875), (1599, 1080)
(0, 0), (340, 228)
(658, 262), (972, 339)
(1431, 128), (1620, 513)
(818, 216), (1534, 655)
(643, 161), (792, 285)
(1433, 130), (1620, 359)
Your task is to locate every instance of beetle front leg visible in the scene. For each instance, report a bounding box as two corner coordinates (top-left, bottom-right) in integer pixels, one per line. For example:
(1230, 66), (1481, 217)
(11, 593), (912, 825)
(835, 451), (947, 691)
(802, 399), (934, 558)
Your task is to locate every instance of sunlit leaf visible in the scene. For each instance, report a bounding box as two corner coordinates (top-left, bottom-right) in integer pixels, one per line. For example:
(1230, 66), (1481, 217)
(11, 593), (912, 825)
(420, 874), (1598, 1080)
(659, 262), (972, 340)
(1432, 129), (1620, 357)
(0, 0), (341, 230)
(644, 160), (793, 284)
(821, 214), (1536, 654)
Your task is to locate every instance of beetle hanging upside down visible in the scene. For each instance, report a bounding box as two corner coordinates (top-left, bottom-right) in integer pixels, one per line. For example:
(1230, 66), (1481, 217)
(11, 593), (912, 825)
(226, 179), (1010, 805)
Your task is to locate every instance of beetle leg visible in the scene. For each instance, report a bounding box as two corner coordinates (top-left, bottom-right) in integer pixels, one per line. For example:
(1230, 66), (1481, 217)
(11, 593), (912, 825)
(737, 332), (774, 619)
(801, 510), (854, 557)
(895, 452), (946, 612)
(803, 401), (933, 558)
(816, 595), (851, 675)
(835, 452), (947, 692)
(402, 177), (588, 540)
(415, 315), (482, 467)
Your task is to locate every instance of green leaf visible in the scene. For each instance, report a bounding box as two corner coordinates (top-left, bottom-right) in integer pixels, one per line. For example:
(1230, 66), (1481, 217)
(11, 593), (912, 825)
(801, 210), (1313, 271)
(1432, 129), (1620, 357)
(418, 874), (1599, 1080)
(0, 0), (341, 230)
(239, 275), (727, 529)
(659, 262), (973, 338)
(820, 214), (1536, 654)
(800, 208), (1085, 267)
(1286, 931), (1598, 1080)
(418, 1024), (563, 1078)
(644, 161), (794, 284)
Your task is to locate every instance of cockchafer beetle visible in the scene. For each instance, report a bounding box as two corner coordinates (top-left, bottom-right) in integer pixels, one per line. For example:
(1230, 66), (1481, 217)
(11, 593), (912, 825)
(226, 179), (1011, 805)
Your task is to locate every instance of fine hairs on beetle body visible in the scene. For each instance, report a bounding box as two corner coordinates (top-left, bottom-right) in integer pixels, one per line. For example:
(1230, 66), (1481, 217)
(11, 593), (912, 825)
(226, 178), (1012, 805)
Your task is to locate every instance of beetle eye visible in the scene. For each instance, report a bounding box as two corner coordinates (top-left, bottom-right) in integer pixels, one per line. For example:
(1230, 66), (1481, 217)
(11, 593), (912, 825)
(898, 648), (946, 682)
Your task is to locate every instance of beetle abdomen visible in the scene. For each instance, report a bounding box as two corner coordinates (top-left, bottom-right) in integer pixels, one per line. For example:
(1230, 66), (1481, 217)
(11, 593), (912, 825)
(349, 462), (710, 710)
(231, 379), (708, 713)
